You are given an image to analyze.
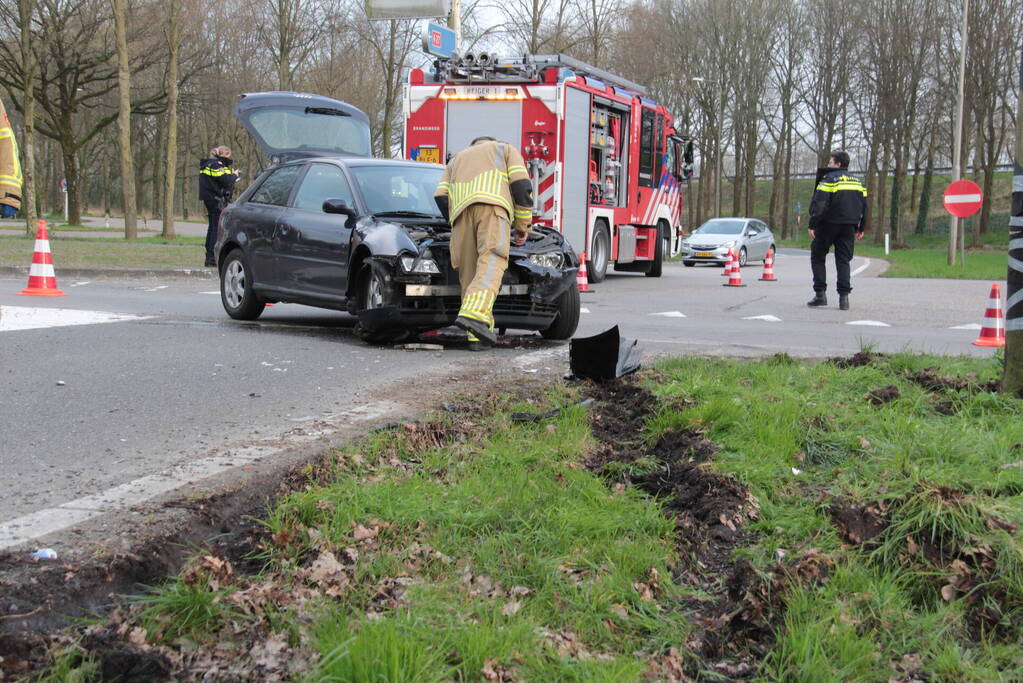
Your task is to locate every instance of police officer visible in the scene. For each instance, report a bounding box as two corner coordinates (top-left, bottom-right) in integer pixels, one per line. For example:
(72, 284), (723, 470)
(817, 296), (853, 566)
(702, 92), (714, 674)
(807, 150), (868, 310)
(199, 145), (238, 267)
(434, 136), (533, 349)
(0, 98), (23, 219)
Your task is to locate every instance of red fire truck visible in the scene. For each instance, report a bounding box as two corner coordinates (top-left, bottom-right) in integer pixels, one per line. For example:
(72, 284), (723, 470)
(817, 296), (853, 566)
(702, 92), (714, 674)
(403, 53), (693, 282)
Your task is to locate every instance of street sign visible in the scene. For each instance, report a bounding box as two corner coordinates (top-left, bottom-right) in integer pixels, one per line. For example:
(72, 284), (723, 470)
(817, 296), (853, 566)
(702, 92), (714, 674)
(366, 0), (448, 20)
(422, 22), (455, 58)
(943, 179), (983, 218)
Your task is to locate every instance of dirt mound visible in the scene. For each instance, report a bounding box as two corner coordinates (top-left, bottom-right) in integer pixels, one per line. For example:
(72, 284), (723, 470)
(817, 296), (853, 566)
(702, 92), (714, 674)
(830, 500), (888, 545)
(828, 351), (880, 368)
(867, 385), (900, 405)
(906, 368), (1000, 394)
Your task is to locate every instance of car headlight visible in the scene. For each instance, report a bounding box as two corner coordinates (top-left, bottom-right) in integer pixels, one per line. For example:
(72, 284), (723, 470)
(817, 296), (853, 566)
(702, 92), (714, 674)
(718, 241), (735, 250)
(527, 251), (565, 269)
(399, 255), (441, 274)
(680, 240), (691, 248)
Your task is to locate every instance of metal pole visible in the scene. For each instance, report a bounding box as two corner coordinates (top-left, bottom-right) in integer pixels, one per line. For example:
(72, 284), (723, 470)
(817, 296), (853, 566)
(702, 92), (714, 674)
(716, 82), (723, 217)
(450, 0), (461, 52)
(949, 0), (969, 266)
(1003, 44), (1023, 394)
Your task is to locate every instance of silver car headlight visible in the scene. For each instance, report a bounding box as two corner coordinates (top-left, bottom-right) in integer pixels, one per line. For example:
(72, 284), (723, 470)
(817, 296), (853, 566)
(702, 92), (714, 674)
(718, 240), (735, 250)
(399, 255), (441, 274)
(527, 251), (565, 269)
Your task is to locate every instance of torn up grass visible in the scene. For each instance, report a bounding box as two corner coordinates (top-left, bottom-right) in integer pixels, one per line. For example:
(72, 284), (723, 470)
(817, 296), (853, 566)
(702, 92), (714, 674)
(31, 352), (1023, 681)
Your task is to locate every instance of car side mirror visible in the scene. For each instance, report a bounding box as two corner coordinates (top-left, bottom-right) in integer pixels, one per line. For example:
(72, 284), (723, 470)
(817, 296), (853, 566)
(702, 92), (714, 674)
(323, 198), (357, 216)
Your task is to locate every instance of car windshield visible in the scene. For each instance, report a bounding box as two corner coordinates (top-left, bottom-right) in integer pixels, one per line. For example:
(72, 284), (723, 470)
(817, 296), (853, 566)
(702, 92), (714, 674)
(694, 219), (746, 235)
(349, 165), (445, 217)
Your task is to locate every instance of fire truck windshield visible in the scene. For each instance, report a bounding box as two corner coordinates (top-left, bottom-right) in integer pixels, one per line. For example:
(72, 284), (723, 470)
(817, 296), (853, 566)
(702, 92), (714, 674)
(349, 165), (445, 218)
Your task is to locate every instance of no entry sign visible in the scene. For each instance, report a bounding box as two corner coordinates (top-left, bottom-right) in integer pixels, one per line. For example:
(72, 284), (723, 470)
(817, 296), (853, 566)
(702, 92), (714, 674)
(943, 179), (983, 218)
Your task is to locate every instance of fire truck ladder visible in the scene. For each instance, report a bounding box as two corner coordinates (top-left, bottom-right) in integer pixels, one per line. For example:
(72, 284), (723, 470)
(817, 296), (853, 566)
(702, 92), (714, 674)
(436, 53), (648, 96)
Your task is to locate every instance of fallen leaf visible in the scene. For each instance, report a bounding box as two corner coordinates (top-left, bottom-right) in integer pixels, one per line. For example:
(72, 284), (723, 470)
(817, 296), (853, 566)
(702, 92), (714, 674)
(352, 524), (378, 540)
(501, 600), (522, 616)
(610, 603), (629, 618)
(940, 584), (957, 601)
(858, 436), (872, 449)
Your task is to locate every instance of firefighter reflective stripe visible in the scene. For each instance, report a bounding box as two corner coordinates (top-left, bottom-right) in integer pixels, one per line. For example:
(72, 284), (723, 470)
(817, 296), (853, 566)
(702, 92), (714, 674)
(447, 168), (513, 218)
(507, 163), (527, 179)
(0, 127), (22, 189)
(816, 176), (867, 195)
(201, 165), (232, 177)
(458, 289), (496, 326)
(514, 207), (532, 222)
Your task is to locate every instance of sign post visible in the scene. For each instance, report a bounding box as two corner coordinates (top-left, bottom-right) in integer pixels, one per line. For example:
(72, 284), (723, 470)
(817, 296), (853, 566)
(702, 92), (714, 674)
(60, 178), (67, 223)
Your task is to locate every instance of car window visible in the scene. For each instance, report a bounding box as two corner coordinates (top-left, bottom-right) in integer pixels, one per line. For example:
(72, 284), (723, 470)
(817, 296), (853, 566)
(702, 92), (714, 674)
(249, 164), (302, 206)
(747, 223), (760, 234)
(695, 219), (745, 235)
(349, 164), (445, 216)
(293, 163), (354, 212)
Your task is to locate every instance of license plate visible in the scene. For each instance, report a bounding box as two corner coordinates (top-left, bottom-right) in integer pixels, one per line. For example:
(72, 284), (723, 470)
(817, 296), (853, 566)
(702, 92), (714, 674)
(695, 251), (714, 258)
(416, 148), (440, 164)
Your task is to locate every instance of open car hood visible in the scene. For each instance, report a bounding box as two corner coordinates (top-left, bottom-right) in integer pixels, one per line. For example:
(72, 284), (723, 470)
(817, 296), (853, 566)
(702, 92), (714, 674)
(235, 92), (373, 163)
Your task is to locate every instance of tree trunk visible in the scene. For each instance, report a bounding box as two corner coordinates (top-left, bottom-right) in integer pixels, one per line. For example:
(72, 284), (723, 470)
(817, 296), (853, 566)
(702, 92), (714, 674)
(112, 0), (137, 239)
(915, 126), (937, 235)
(18, 0), (37, 236)
(162, 0), (181, 238)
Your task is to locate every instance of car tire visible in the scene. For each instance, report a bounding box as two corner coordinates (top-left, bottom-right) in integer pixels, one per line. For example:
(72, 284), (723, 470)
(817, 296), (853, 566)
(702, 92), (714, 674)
(587, 220), (610, 283)
(683, 260), (695, 267)
(220, 249), (265, 320)
(738, 246), (748, 267)
(541, 282), (581, 340)
(645, 222), (667, 278)
(354, 260), (408, 344)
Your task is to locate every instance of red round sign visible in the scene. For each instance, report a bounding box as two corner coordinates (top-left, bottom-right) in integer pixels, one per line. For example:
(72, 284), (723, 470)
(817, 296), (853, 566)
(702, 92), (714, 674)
(943, 179), (983, 218)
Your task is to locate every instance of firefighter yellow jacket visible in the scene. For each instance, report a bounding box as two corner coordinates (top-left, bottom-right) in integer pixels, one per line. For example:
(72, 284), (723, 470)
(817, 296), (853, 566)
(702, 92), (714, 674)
(0, 98), (22, 211)
(434, 140), (532, 232)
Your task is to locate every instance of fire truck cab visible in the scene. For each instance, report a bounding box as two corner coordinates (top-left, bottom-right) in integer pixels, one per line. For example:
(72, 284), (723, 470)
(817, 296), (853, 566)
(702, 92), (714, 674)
(404, 53), (693, 282)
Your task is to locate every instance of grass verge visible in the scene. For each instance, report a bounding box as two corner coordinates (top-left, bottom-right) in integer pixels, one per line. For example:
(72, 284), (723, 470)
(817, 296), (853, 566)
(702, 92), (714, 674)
(0, 234), (205, 269)
(29, 352), (1023, 681)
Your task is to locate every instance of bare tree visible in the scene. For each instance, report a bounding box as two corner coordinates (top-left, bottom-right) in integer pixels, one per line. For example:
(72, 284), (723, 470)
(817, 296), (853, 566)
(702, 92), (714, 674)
(111, 0), (137, 237)
(160, 0), (184, 237)
(17, 0), (37, 235)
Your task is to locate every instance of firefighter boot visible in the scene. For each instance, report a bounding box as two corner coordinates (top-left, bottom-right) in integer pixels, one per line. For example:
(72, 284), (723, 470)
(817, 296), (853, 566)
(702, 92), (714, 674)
(839, 294), (850, 310)
(807, 292), (828, 308)
(455, 316), (497, 346)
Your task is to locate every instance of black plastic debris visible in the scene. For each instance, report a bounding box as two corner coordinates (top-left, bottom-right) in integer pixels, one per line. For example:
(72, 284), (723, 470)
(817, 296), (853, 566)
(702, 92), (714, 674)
(569, 325), (642, 380)
(511, 398), (595, 422)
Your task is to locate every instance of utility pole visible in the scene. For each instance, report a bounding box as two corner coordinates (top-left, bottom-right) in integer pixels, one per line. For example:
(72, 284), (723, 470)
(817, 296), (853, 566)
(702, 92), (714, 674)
(1003, 45), (1023, 395)
(449, 0), (461, 51)
(948, 0), (969, 266)
(716, 81), (724, 217)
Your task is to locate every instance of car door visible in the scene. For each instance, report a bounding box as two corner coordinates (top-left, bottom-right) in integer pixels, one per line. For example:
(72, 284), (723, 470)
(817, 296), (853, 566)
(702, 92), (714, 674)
(274, 162), (357, 302)
(744, 221), (767, 261)
(237, 164), (304, 287)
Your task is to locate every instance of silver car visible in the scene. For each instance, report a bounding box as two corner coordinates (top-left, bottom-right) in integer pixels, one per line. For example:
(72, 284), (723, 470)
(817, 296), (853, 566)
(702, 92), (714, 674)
(679, 218), (776, 267)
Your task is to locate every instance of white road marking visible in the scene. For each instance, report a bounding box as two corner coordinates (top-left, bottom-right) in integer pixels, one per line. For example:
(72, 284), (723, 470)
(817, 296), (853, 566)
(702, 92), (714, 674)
(851, 257), (871, 276)
(200, 291), (220, 295)
(846, 320), (890, 327)
(69, 281), (91, 287)
(0, 306), (151, 332)
(580, 307), (591, 313)
(142, 285), (169, 292)
(743, 314), (781, 322)
(649, 310), (686, 318)
(0, 400), (403, 550)
(949, 323), (982, 330)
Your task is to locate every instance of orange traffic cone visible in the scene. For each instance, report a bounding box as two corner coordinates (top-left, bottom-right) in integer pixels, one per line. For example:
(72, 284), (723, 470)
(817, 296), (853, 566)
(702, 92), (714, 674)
(17, 220), (67, 297)
(759, 247), (777, 281)
(972, 283), (1005, 347)
(723, 251), (746, 287)
(721, 248), (734, 276)
(577, 252), (591, 292)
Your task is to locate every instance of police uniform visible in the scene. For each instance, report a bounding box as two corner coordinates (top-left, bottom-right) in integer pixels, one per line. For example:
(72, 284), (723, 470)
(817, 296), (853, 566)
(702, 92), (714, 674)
(199, 154), (237, 266)
(0, 98), (23, 218)
(808, 167), (868, 301)
(434, 140), (533, 346)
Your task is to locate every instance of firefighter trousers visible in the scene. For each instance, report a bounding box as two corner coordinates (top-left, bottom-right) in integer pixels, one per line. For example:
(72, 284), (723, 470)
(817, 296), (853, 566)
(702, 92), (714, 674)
(451, 203), (510, 338)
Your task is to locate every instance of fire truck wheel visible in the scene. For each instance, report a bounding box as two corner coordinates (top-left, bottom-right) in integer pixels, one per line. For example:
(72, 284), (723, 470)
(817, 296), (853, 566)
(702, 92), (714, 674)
(587, 220), (610, 283)
(540, 283), (581, 340)
(645, 222), (667, 278)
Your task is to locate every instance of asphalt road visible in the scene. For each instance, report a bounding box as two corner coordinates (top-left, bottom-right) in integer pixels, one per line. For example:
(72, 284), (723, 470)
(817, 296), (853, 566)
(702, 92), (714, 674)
(0, 250), (1001, 541)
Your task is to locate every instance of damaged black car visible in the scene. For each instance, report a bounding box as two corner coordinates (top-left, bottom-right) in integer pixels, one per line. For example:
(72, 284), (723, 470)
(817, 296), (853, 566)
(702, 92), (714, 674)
(215, 91), (580, 342)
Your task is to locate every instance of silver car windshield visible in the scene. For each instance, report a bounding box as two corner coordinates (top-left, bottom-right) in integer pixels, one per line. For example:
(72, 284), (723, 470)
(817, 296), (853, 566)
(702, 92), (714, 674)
(695, 219), (746, 235)
(349, 165), (445, 216)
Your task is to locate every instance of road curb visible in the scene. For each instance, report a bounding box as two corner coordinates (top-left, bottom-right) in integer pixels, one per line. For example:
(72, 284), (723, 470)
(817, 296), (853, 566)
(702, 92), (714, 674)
(0, 265), (215, 280)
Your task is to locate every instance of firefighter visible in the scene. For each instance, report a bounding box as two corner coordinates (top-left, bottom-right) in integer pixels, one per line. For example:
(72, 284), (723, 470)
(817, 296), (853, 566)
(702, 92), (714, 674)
(807, 150), (868, 310)
(434, 136), (533, 350)
(0, 97), (23, 219)
(199, 145), (238, 267)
